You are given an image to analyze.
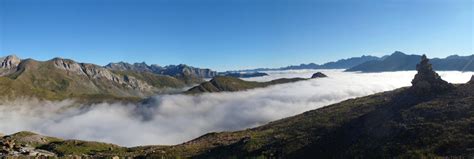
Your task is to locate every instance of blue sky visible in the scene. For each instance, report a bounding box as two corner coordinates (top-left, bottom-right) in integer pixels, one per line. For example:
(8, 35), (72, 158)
(1, 0), (472, 71)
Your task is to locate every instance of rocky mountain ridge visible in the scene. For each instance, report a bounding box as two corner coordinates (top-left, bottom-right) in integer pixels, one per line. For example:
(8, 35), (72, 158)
(0, 55), (213, 100)
(105, 62), (217, 78)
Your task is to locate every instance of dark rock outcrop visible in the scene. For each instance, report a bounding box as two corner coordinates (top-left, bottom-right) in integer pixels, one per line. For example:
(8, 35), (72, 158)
(410, 55), (454, 96)
(469, 75), (474, 84)
(311, 72), (327, 78)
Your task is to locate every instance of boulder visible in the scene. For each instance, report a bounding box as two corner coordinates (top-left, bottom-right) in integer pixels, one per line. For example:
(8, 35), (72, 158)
(411, 55), (454, 96)
(469, 75), (474, 84)
(311, 72), (327, 78)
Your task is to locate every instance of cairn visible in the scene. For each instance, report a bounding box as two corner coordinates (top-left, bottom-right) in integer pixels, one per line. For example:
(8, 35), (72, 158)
(411, 55), (454, 96)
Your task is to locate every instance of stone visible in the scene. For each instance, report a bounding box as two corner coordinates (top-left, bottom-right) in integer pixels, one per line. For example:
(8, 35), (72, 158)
(311, 72), (327, 78)
(52, 58), (87, 76)
(469, 75), (474, 84)
(411, 55), (454, 96)
(1, 55), (21, 69)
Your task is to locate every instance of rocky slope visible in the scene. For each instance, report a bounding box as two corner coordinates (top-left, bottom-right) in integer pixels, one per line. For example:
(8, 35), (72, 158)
(347, 51), (474, 72)
(0, 131), (125, 157)
(106, 62), (217, 78)
(0, 55), (209, 101)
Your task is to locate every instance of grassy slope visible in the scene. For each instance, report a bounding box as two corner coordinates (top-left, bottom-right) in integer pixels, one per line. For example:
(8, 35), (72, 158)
(0, 59), (196, 102)
(186, 76), (307, 94)
(4, 83), (472, 158)
(138, 83), (473, 158)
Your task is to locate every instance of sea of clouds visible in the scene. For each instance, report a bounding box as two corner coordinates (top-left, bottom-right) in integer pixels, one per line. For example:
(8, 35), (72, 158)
(0, 70), (472, 146)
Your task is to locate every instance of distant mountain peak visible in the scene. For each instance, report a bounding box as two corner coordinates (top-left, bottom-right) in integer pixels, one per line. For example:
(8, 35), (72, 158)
(390, 51), (408, 57)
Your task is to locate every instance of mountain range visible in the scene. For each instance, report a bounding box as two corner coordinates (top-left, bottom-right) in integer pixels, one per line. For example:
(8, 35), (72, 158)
(1, 52), (472, 101)
(235, 51), (473, 72)
(235, 55), (380, 72)
(2, 56), (472, 158)
(0, 55), (216, 101)
(346, 51), (474, 72)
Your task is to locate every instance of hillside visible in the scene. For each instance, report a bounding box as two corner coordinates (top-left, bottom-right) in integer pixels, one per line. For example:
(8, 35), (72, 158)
(185, 76), (307, 94)
(218, 72), (269, 78)
(0, 55), (208, 101)
(138, 55), (474, 158)
(2, 55), (472, 158)
(347, 51), (474, 72)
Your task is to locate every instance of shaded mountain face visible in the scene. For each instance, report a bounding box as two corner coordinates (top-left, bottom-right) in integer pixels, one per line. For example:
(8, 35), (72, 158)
(233, 55), (381, 72)
(318, 55), (380, 69)
(347, 51), (474, 72)
(185, 76), (307, 94)
(0, 55), (204, 101)
(105, 62), (217, 79)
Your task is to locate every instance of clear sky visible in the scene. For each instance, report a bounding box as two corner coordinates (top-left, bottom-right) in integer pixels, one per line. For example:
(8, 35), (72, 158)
(1, 0), (472, 71)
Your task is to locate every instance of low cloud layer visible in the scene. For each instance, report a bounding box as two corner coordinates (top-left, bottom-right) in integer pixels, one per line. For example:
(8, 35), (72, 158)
(0, 70), (472, 146)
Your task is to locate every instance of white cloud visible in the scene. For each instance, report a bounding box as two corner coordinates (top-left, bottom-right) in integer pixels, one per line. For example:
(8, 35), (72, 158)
(0, 70), (472, 146)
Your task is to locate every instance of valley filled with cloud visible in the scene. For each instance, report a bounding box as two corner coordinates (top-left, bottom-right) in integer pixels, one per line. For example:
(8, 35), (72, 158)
(0, 70), (472, 146)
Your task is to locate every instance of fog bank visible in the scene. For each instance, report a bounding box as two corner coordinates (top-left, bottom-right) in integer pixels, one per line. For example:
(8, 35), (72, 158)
(0, 70), (472, 146)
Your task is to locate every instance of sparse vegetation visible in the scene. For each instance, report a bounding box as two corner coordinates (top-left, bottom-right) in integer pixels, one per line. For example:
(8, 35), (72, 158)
(186, 76), (307, 94)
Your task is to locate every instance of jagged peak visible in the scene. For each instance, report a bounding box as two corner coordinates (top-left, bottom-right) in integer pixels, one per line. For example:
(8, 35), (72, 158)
(410, 54), (454, 96)
(50, 57), (78, 63)
(1, 54), (21, 69)
(469, 75), (474, 84)
(150, 64), (162, 68)
(134, 61), (148, 66)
